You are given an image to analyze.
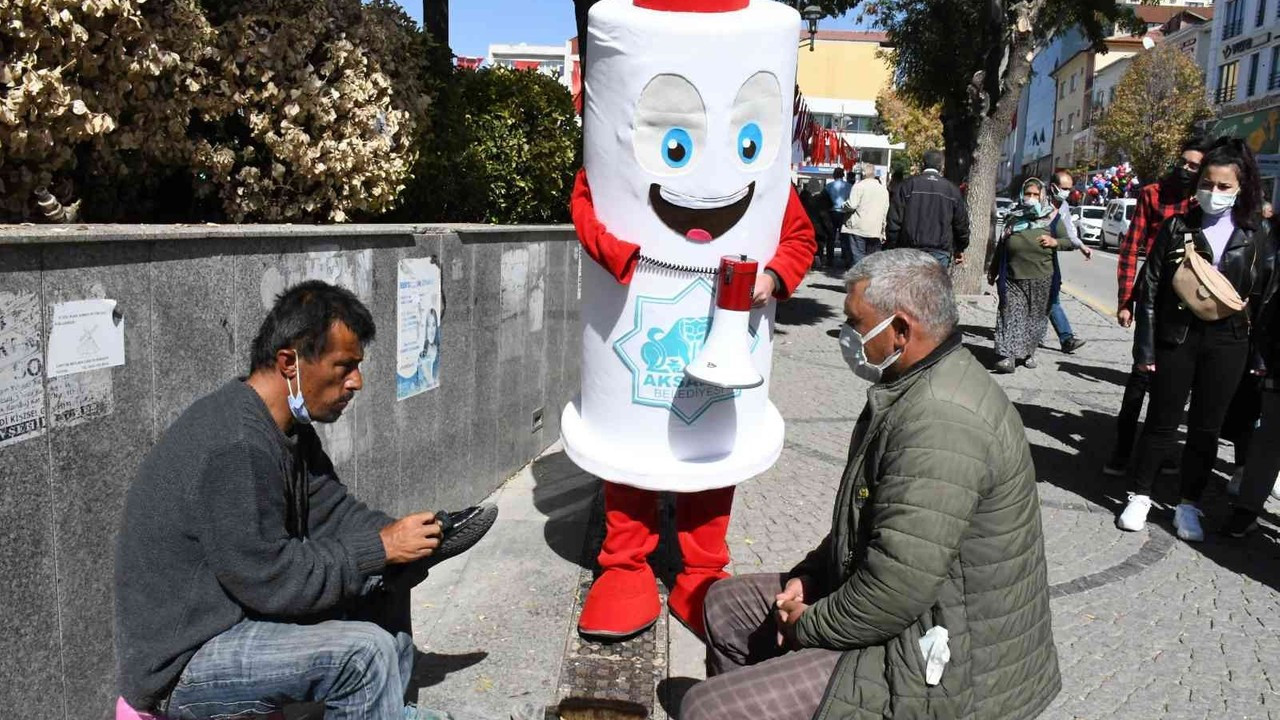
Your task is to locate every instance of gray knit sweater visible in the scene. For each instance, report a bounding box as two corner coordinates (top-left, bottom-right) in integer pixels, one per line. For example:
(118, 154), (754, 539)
(114, 380), (391, 711)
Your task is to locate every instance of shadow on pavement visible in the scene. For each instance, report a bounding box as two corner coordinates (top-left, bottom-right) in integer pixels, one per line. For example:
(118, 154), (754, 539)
(806, 282), (847, 294)
(776, 296), (838, 326)
(410, 650), (489, 691)
(957, 323), (995, 342)
(1013, 401), (1280, 594)
(657, 677), (700, 718)
(530, 452), (600, 569)
(1055, 360), (1130, 387)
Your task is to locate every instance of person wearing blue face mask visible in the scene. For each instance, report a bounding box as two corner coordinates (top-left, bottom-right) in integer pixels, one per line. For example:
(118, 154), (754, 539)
(1119, 137), (1276, 542)
(683, 249), (1061, 720)
(115, 281), (494, 720)
(987, 178), (1077, 374)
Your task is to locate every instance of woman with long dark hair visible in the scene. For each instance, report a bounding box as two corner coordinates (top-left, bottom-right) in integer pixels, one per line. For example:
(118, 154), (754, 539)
(1117, 138), (1276, 541)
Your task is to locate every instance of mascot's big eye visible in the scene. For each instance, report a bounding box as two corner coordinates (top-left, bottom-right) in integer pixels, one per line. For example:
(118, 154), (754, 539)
(633, 74), (706, 176)
(663, 128), (693, 168)
(730, 71), (782, 171)
(737, 123), (762, 164)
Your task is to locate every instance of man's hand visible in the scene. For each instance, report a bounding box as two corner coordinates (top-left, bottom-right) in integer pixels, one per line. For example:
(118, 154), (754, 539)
(379, 512), (443, 565)
(953, 253), (965, 266)
(753, 273), (777, 308)
(776, 576), (809, 607)
(1136, 364), (1156, 373)
(1037, 235), (1059, 249)
(776, 598), (809, 650)
(1118, 307), (1133, 328)
(1081, 245), (1094, 260)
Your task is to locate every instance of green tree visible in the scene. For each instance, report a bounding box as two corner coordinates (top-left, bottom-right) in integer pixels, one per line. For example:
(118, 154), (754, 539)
(830, 0), (1151, 291)
(875, 86), (943, 170)
(400, 67), (581, 224)
(1096, 45), (1212, 186)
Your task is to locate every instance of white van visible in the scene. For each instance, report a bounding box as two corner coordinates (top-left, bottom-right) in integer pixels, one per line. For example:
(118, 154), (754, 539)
(1101, 198), (1137, 250)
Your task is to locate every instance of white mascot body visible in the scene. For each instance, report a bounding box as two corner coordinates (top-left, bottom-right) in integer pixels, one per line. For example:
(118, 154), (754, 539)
(561, 0), (813, 639)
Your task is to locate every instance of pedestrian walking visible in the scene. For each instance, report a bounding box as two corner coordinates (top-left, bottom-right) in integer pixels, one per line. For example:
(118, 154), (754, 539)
(988, 178), (1077, 373)
(1117, 138), (1276, 542)
(840, 162), (890, 268)
(824, 168), (852, 268)
(680, 250), (1060, 720)
(885, 149), (970, 268)
(1046, 170), (1092, 354)
(1224, 248), (1280, 536)
(1104, 136), (1210, 476)
(801, 178), (835, 267)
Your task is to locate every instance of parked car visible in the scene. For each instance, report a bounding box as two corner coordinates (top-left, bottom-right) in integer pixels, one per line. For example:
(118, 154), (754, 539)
(1100, 198), (1137, 250)
(1073, 205), (1106, 245)
(995, 197), (1014, 221)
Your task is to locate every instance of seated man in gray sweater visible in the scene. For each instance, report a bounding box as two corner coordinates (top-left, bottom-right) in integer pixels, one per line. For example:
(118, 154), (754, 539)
(115, 281), (471, 720)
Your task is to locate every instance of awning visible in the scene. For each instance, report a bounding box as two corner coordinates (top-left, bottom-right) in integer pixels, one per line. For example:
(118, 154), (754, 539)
(1211, 105), (1280, 155)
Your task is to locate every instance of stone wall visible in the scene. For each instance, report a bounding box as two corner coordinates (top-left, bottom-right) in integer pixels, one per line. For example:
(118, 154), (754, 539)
(0, 224), (581, 718)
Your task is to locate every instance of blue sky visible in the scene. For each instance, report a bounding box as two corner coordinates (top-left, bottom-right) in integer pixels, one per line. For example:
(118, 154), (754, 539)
(393, 1), (874, 59)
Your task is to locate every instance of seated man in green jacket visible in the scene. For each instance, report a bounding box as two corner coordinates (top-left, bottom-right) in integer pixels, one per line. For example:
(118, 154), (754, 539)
(681, 250), (1061, 720)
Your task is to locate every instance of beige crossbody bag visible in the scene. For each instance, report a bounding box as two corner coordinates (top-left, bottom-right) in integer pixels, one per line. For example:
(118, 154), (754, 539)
(1171, 231), (1250, 322)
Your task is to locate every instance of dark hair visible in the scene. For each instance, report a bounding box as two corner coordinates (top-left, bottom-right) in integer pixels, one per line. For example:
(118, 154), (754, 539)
(922, 150), (944, 171)
(250, 280), (376, 371)
(1180, 135), (1212, 155)
(1197, 136), (1263, 230)
(832, 167), (845, 180)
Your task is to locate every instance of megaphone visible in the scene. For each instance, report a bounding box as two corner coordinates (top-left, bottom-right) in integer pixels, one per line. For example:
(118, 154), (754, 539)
(685, 255), (764, 390)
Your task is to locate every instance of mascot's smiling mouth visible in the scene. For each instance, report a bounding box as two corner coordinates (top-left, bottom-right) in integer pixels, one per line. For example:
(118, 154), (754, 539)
(649, 182), (755, 243)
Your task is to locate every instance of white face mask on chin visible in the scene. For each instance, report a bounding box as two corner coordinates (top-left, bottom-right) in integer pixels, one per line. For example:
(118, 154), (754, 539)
(839, 315), (903, 384)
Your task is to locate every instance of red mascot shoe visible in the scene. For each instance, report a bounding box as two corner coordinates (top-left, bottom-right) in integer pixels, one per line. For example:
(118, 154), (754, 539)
(667, 486), (735, 640)
(578, 482), (661, 640)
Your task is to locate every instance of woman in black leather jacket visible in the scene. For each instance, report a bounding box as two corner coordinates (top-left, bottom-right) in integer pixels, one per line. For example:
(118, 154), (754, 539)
(1224, 248), (1280, 536)
(1117, 138), (1275, 541)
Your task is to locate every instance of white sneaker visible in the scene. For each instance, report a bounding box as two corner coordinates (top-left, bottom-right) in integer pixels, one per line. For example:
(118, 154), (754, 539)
(1227, 469), (1244, 496)
(1272, 471), (1280, 501)
(1117, 494), (1152, 531)
(1173, 503), (1205, 542)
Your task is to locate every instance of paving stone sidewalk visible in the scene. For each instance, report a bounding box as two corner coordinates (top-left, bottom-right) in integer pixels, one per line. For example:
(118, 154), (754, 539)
(410, 272), (1280, 720)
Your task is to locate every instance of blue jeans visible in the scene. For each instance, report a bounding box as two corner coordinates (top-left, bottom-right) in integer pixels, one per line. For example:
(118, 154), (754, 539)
(164, 571), (427, 719)
(1049, 302), (1074, 345)
(848, 235), (882, 268)
(926, 249), (951, 269)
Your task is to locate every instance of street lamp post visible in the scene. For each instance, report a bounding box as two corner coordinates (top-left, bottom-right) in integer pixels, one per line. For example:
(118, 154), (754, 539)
(795, 3), (821, 51)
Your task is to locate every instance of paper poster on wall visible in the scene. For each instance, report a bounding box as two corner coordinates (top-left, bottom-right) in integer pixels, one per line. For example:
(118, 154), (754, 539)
(49, 371), (114, 429)
(0, 291), (47, 449)
(46, 299), (125, 378)
(396, 257), (443, 400)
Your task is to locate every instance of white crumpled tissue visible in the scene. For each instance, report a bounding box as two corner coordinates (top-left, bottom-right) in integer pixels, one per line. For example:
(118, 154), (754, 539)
(918, 625), (951, 686)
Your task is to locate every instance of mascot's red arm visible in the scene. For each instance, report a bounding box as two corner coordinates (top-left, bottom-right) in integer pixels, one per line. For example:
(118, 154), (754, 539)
(571, 168), (816, 297)
(571, 169), (642, 285)
(766, 188), (817, 300)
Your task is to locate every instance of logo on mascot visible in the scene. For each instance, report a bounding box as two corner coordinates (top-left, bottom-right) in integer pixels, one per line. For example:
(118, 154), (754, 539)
(613, 278), (758, 425)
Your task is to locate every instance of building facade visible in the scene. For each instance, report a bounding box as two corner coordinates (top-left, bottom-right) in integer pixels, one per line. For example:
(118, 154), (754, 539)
(795, 31), (905, 172)
(486, 43), (574, 89)
(1208, 0), (1280, 201)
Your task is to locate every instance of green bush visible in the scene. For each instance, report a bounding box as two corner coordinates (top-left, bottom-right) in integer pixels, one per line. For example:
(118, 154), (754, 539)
(399, 66), (580, 225)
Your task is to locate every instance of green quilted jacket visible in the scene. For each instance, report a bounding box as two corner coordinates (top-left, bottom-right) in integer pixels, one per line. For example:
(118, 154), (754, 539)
(791, 336), (1060, 720)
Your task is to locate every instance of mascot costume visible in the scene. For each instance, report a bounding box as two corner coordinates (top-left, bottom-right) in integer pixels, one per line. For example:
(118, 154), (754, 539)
(562, 0), (815, 639)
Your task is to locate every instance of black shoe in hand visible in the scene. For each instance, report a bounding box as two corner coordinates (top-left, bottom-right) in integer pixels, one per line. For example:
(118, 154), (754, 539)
(430, 504), (499, 566)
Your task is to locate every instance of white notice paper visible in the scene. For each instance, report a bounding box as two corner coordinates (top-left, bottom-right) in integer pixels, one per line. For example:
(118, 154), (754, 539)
(396, 258), (443, 400)
(47, 299), (125, 378)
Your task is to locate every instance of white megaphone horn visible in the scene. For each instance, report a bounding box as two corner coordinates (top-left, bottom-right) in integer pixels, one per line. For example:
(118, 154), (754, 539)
(685, 255), (764, 390)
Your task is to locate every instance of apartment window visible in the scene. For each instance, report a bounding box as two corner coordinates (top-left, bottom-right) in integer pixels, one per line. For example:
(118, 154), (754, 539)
(1217, 60), (1240, 103)
(1070, 73), (1077, 92)
(1248, 52), (1261, 97)
(1057, 119), (1064, 136)
(1258, 0), (1269, 26)
(1271, 45), (1280, 90)
(1222, 0), (1244, 40)
(1068, 112), (1075, 133)
(1109, 86), (1117, 104)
